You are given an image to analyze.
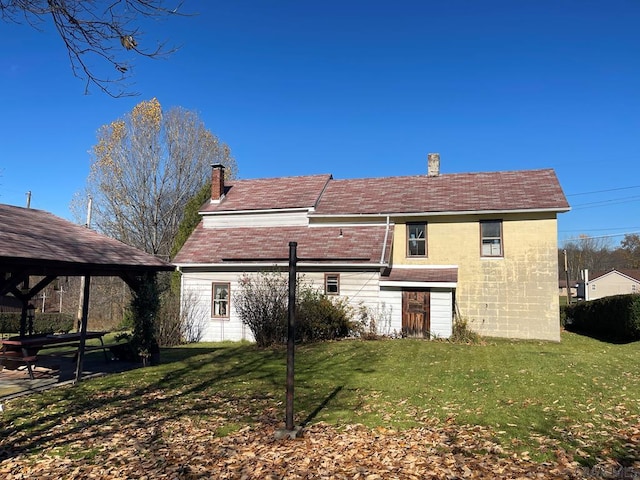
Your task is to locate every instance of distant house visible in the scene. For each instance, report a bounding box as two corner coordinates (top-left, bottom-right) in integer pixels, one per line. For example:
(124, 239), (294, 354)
(174, 155), (570, 342)
(559, 278), (578, 301)
(578, 269), (640, 301)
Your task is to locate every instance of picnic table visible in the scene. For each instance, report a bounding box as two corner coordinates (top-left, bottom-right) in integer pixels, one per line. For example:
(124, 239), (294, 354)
(0, 331), (108, 379)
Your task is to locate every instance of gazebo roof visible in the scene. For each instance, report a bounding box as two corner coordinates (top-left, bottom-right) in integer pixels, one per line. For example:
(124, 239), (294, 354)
(0, 204), (174, 278)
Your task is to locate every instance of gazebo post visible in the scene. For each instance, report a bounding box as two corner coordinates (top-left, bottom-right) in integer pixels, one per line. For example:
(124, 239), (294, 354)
(74, 275), (91, 384)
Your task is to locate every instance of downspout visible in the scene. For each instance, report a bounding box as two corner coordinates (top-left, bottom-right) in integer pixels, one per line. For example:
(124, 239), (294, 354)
(178, 266), (183, 320)
(380, 215), (391, 265)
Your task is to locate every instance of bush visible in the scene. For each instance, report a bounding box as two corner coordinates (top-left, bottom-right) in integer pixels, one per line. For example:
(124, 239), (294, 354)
(296, 287), (354, 342)
(0, 312), (74, 335)
(559, 304), (570, 328)
(234, 271), (356, 347)
(234, 272), (288, 347)
(565, 294), (640, 341)
(449, 317), (482, 344)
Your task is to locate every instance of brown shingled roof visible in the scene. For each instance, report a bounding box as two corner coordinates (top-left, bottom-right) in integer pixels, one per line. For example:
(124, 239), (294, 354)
(0, 204), (173, 276)
(174, 224), (393, 266)
(200, 174), (332, 213)
(382, 267), (458, 283)
(314, 168), (569, 215)
(589, 269), (640, 282)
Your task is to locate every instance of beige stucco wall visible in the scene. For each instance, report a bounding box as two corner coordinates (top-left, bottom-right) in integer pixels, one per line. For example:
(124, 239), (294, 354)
(392, 213), (560, 341)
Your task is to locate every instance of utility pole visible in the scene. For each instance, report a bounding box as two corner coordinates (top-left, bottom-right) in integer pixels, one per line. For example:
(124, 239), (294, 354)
(563, 249), (571, 305)
(77, 196), (92, 330)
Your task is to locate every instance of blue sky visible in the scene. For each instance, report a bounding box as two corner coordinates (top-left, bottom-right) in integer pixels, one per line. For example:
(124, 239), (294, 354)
(1, 1), (638, 246)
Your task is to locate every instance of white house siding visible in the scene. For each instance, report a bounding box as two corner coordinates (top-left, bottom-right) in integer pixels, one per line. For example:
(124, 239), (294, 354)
(181, 269), (382, 342)
(202, 210), (310, 229)
(378, 286), (453, 339)
(180, 271), (253, 342)
(430, 289), (453, 339)
(378, 288), (402, 335)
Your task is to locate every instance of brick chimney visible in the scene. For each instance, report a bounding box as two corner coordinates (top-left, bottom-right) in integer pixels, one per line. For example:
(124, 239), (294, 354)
(211, 163), (225, 201)
(427, 153), (440, 177)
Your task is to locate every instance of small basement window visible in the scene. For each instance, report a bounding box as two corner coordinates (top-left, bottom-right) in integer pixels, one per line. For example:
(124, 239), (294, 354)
(325, 274), (340, 295)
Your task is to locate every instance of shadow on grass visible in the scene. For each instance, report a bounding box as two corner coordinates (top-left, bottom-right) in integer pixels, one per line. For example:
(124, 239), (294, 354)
(564, 326), (639, 345)
(0, 340), (383, 461)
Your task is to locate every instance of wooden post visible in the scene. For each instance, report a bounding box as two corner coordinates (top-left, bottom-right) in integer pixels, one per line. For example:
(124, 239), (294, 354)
(563, 249), (571, 305)
(74, 275), (91, 384)
(285, 242), (297, 431)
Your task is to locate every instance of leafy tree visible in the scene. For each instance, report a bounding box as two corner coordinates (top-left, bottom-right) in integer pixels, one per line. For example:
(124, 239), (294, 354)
(0, 0), (184, 96)
(621, 234), (640, 268)
(129, 272), (160, 363)
(170, 182), (212, 259)
(75, 97), (237, 260)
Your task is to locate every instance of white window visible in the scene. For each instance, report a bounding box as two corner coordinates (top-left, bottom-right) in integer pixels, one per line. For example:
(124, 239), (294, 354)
(407, 223), (427, 257)
(480, 220), (503, 257)
(325, 274), (340, 295)
(212, 283), (230, 318)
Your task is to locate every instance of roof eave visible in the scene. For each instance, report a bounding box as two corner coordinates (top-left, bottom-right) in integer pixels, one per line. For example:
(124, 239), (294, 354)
(309, 206), (571, 218)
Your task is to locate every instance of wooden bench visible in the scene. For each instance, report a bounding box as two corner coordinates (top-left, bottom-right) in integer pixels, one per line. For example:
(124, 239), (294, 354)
(0, 348), (37, 379)
(43, 343), (119, 362)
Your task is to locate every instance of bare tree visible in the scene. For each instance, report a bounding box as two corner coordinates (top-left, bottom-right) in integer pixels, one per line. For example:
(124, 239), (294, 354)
(0, 0), (184, 96)
(561, 234), (614, 278)
(74, 97), (237, 259)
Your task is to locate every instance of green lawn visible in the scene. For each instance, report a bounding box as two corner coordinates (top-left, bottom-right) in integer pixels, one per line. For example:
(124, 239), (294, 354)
(2, 331), (640, 467)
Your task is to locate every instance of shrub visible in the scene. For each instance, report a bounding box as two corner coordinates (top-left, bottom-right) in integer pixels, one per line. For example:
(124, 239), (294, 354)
(128, 272), (161, 363)
(559, 304), (570, 328)
(234, 271), (356, 347)
(565, 294), (640, 342)
(0, 312), (74, 335)
(355, 302), (396, 340)
(449, 316), (482, 344)
(234, 272), (288, 347)
(296, 287), (354, 342)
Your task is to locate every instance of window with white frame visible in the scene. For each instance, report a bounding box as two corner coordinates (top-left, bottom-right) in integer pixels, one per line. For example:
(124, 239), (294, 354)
(212, 282), (230, 318)
(407, 223), (427, 257)
(325, 274), (340, 295)
(480, 220), (503, 257)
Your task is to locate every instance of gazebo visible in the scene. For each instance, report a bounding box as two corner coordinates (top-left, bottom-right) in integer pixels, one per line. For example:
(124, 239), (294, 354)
(0, 203), (174, 382)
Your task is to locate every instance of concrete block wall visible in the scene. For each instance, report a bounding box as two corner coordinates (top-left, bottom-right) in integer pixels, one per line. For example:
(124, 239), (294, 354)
(392, 213), (561, 341)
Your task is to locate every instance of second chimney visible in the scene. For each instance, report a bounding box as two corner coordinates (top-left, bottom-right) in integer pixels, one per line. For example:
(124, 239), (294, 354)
(427, 153), (440, 177)
(211, 163), (225, 201)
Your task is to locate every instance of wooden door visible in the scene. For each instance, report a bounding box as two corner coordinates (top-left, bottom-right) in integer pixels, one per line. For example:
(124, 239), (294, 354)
(402, 290), (431, 338)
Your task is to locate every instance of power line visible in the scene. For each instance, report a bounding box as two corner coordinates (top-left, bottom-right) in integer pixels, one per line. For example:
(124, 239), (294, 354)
(560, 226), (640, 233)
(570, 195), (640, 210)
(566, 185), (640, 197)
(561, 231), (640, 241)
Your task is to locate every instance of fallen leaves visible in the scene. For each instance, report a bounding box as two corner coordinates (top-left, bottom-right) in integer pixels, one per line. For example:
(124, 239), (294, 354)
(1, 402), (631, 479)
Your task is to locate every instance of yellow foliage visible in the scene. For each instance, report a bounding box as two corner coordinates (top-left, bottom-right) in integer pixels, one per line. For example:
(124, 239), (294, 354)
(131, 97), (162, 130)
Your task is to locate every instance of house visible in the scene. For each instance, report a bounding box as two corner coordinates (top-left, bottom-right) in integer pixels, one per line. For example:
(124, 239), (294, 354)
(577, 269), (640, 301)
(558, 278), (578, 302)
(174, 155), (570, 342)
